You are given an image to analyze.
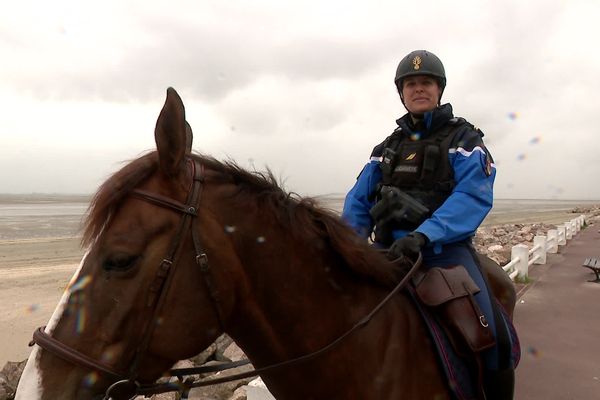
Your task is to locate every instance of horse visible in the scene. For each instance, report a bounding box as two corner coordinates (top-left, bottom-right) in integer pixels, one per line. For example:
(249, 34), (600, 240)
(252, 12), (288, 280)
(16, 88), (516, 400)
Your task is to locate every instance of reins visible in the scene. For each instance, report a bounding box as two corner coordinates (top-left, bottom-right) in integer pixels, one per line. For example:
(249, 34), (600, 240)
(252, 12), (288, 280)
(30, 158), (423, 399)
(136, 251), (423, 398)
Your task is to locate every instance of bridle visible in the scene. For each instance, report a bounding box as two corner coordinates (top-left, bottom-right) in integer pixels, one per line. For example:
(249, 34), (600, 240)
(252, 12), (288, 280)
(30, 157), (423, 399)
(32, 158), (223, 398)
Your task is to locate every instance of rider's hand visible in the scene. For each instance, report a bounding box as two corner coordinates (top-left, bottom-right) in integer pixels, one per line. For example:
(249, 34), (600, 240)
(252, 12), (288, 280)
(387, 232), (428, 260)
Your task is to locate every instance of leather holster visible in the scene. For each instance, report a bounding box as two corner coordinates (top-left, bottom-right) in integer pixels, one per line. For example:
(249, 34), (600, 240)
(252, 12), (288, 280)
(415, 265), (496, 354)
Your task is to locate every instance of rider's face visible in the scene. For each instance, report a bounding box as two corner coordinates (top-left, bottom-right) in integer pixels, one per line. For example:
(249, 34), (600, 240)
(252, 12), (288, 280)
(401, 75), (442, 114)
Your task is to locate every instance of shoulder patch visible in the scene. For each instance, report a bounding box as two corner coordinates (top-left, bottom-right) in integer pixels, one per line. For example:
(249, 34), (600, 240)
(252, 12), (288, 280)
(480, 145), (494, 176)
(483, 155), (493, 176)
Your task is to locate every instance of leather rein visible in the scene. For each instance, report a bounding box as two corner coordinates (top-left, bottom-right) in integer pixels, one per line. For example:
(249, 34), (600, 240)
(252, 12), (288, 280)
(30, 158), (423, 399)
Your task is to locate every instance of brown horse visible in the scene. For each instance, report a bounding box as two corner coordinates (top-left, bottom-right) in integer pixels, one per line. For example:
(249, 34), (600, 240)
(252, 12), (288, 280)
(16, 88), (515, 400)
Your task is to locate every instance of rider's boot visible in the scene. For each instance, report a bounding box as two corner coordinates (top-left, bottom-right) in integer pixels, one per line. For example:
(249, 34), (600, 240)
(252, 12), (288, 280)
(484, 368), (514, 400)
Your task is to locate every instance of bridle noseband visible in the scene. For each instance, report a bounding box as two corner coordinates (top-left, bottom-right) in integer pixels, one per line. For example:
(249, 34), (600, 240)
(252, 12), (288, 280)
(30, 157), (423, 399)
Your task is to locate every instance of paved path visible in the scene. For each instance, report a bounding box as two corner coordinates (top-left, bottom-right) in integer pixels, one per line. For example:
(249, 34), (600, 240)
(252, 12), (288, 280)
(514, 222), (600, 399)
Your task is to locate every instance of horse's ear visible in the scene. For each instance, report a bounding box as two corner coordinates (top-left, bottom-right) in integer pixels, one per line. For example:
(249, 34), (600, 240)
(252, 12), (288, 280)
(185, 121), (193, 154)
(155, 87), (192, 177)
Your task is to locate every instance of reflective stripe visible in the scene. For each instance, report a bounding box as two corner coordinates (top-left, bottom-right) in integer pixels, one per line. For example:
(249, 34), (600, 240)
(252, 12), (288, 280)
(449, 146), (496, 169)
(448, 145), (486, 157)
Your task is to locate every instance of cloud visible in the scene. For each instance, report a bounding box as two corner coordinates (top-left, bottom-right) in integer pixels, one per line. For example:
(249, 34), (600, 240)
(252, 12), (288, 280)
(2, 0), (600, 199)
(0, 2), (397, 103)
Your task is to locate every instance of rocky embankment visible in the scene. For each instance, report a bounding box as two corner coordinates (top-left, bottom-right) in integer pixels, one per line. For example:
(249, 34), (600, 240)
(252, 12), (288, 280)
(474, 222), (558, 265)
(3, 205), (599, 400)
(0, 337), (262, 400)
(473, 205), (600, 265)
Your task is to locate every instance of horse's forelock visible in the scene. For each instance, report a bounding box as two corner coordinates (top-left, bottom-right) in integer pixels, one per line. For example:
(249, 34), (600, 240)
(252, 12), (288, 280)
(82, 152), (159, 247)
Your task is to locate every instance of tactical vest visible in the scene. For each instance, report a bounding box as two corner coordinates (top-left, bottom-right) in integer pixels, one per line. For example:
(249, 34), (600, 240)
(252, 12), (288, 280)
(371, 118), (470, 242)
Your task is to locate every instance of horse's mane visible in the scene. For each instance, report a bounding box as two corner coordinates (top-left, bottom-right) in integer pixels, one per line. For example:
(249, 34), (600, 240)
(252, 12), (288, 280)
(83, 152), (399, 287)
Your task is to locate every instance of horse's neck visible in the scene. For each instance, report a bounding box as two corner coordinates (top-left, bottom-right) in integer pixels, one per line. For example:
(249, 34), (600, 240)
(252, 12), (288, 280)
(221, 224), (448, 399)
(227, 237), (389, 366)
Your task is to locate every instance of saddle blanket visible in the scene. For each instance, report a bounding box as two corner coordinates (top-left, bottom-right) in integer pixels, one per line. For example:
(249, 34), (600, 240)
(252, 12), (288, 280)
(407, 287), (520, 400)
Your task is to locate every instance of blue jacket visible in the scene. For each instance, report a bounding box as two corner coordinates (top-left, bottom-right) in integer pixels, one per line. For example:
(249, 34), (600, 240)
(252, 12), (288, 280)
(342, 104), (496, 251)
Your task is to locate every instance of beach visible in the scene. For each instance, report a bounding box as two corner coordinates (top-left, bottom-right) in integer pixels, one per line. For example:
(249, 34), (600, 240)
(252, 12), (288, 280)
(0, 196), (86, 365)
(0, 238), (83, 366)
(0, 196), (597, 366)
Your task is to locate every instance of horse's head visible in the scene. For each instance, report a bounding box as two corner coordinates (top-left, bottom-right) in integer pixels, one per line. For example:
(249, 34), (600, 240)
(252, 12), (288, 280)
(23, 88), (242, 399)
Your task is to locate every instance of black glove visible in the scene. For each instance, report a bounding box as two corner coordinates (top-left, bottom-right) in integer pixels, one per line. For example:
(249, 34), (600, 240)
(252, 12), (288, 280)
(387, 232), (428, 260)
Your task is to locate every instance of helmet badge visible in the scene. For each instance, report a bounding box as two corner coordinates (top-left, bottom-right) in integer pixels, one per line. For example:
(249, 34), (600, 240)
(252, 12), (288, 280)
(412, 56), (422, 70)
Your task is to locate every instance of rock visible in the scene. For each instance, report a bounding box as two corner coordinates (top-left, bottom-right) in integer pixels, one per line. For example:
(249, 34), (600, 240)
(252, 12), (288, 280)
(519, 225), (532, 235)
(214, 335), (235, 362)
(0, 360), (27, 399)
(173, 359), (200, 381)
(190, 342), (218, 366)
(0, 385), (9, 400)
(187, 362), (255, 400)
(246, 378), (276, 400)
(228, 385), (248, 400)
(487, 244), (504, 252)
(223, 343), (245, 362)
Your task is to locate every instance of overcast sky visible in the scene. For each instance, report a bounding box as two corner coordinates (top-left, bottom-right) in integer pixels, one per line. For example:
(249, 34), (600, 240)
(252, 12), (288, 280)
(1, 0), (599, 199)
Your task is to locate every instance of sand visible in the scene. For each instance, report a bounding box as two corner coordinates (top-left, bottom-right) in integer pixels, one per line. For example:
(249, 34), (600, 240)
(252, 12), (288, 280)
(0, 238), (83, 365)
(0, 207), (590, 366)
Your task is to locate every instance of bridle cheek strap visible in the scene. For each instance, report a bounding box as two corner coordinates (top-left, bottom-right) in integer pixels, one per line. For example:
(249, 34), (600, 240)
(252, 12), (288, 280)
(127, 159), (210, 378)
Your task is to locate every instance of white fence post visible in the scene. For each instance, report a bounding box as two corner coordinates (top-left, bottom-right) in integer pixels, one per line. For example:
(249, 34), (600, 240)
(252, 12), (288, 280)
(532, 235), (547, 264)
(512, 244), (530, 281)
(565, 223), (573, 240)
(557, 225), (567, 245)
(547, 229), (558, 253)
(501, 213), (589, 282)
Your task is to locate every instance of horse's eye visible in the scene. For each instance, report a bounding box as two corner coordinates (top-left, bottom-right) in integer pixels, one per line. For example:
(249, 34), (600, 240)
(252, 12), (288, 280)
(102, 254), (139, 272)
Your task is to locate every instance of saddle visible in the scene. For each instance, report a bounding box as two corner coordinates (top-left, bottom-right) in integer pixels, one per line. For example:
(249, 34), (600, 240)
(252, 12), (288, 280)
(413, 265), (496, 355)
(406, 263), (519, 400)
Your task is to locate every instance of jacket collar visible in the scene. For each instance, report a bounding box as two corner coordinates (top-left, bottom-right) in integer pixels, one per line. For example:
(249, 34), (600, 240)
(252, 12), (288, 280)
(396, 103), (454, 139)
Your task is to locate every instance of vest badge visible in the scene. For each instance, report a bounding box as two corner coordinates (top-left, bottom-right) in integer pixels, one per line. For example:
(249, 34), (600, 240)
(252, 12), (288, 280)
(405, 152), (417, 161)
(413, 56), (422, 70)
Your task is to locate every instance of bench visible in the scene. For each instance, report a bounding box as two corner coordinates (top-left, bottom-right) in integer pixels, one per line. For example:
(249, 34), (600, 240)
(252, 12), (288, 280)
(582, 258), (600, 283)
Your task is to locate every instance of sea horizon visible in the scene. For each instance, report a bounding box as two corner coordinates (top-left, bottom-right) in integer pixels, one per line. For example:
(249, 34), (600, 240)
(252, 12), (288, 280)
(2, 192), (600, 202)
(0, 194), (597, 242)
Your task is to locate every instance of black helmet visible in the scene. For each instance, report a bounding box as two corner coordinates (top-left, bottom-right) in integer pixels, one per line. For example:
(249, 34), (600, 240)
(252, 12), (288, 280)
(394, 50), (446, 92)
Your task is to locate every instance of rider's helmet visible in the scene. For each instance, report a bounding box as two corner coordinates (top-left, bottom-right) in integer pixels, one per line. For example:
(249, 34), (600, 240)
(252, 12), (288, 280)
(394, 50), (446, 104)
